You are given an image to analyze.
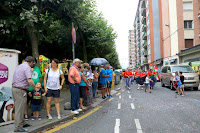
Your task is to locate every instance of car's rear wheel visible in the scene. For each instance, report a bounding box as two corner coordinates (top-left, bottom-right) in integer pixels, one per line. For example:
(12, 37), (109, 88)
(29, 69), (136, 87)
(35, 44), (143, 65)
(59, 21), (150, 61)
(193, 87), (198, 91)
(161, 79), (165, 87)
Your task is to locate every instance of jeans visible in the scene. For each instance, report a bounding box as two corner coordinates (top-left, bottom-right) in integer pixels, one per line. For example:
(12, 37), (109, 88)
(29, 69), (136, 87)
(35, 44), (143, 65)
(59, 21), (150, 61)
(92, 82), (98, 98)
(124, 78), (127, 86)
(126, 78), (131, 88)
(69, 83), (80, 111)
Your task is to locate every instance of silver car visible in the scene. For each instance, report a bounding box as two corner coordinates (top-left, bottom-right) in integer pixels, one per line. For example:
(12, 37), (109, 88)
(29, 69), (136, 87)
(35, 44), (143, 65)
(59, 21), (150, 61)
(161, 65), (199, 90)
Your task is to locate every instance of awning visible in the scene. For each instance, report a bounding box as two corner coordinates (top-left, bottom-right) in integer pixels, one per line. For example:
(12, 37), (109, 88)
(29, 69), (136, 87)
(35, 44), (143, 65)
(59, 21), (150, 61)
(169, 59), (175, 63)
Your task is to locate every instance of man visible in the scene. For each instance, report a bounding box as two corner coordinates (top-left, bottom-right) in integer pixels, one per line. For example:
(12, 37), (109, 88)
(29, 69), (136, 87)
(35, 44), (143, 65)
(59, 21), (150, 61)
(124, 69), (128, 87)
(12, 56), (36, 132)
(106, 64), (113, 98)
(125, 68), (133, 90)
(25, 58), (42, 120)
(100, 64), (109, 99)
(68, 58), (82, 114)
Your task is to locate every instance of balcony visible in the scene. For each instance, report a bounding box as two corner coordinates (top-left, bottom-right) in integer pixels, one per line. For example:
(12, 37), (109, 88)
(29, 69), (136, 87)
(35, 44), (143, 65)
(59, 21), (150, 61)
(142, 26), (147, 32)
(142, 17), (146, 24)
(143, 51), (148, 57)
(141, 8), (146, 17)
(142, 33), (147, 40)
(143, 41), (147, 49)
(141, 0), (146, 8)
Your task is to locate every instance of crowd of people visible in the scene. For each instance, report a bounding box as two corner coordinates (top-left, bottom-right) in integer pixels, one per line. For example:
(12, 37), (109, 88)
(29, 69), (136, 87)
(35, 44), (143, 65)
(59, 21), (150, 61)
(122, 68), (185, 96)
(11, 56), (114, 132)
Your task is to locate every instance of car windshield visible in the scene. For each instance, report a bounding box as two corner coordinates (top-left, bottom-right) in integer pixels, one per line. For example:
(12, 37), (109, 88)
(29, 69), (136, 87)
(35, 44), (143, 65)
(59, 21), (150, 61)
(172, 66), (194, 73)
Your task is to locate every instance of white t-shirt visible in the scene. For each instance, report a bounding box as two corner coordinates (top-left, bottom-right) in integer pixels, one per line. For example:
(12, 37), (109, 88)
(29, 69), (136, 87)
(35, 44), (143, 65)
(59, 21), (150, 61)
(45, 69), (63, 90)
(87, 70), (94, 80)
(145, 77), (150, 84)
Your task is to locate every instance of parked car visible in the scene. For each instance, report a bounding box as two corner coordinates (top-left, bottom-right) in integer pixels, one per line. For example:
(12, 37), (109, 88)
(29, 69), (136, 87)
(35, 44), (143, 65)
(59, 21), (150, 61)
(161, 65), (199, 90)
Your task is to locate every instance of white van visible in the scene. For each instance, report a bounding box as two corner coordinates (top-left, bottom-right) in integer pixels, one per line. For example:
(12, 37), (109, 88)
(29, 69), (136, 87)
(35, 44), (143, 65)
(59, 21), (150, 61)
(161, 65), (199, 90)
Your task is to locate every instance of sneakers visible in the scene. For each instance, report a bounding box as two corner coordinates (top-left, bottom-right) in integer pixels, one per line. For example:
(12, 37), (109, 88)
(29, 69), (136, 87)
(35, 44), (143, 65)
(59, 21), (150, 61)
(47, 114), (52, 120)
(181, 94), (185, 97)
(137, 87), (140, 90)
(110, 95), (113, 97)
(128, 87), (131, 90)
(77, 109), (83, 112)
(24, 115), (28, 121)
(32, 117), (35, 121)
(71, 110), (79, 114)
(58, 114), (61, 119)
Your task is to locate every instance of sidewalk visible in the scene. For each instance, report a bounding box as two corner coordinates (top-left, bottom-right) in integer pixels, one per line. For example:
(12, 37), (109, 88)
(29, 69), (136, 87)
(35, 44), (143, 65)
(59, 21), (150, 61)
(0, 84), (121, 133)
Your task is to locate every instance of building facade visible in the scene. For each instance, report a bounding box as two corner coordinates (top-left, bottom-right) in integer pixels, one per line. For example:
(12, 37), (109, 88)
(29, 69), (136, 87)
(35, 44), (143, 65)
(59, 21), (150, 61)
(128, 30), (136, 67)
(133, 0), (200, 70)
(162, 0), (200, 66)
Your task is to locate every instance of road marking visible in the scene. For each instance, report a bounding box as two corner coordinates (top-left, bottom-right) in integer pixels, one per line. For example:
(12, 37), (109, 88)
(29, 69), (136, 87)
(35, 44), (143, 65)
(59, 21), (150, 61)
(118, 103), (121, 109)
(135, 119), (143, 133)
(122, 90), (125, 92)
(131, 103), (135, 109)
(128, 91), (130, 93)
(116, 93), (121, 96)
(194, 99), (200, 102)
(46, 106), (103, 133)
(119, 95), (121, 99)
(129, 95), (131, 98)
(114, 119), (120, 133)
(108, 97), (114, 102)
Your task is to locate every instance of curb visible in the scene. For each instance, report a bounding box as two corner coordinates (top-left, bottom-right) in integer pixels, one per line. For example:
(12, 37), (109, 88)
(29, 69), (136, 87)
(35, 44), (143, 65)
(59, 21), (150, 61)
(28, 87), (120, 133)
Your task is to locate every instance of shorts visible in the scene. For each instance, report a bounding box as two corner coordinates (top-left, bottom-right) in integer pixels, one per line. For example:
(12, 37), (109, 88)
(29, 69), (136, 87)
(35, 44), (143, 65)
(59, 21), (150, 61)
(31, 104), (41, 112)
(145, 83), (150, 87)
(46, 89), (60, 98)
(79, 86), (86, 98)
(178, 85), (182, 89)
(27, 90), (32, 104)
(101, 83), (107, 88)
(107, 81), (112, 88)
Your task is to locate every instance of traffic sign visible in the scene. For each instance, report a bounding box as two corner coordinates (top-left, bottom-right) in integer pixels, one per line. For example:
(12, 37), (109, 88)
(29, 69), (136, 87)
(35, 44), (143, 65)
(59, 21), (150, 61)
(72, 27), (76, 44)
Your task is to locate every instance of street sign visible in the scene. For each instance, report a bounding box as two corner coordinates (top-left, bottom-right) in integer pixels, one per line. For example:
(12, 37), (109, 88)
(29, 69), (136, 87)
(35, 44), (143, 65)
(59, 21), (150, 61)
(72, 27), (76, 44)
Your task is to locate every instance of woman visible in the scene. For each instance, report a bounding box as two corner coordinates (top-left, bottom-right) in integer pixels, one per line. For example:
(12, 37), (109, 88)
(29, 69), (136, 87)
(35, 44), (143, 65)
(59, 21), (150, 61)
(79, 64), (88, 110)
(91, 65), (99, 102)
(86, 66), (94, 106)
(136, 69), (142, 90)
(44, 59), (65, 120)
(149, 69), (156, 89)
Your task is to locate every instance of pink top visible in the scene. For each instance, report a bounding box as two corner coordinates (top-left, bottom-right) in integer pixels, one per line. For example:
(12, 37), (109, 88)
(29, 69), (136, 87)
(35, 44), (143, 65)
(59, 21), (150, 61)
(68, 65), (81, 84)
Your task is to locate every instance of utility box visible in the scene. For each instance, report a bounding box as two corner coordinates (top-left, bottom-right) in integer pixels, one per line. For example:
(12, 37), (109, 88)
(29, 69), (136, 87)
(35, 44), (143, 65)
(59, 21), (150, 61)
(0, 48), (21, 124)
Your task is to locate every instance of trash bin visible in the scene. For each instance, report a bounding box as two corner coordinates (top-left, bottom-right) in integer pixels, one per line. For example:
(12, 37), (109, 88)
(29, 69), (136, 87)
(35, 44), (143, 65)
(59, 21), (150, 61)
(115, 72), (121, 85)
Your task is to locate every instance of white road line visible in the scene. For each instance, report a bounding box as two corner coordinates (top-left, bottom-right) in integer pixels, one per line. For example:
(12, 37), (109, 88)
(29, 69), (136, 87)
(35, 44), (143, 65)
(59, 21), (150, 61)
(128, 91), (130, 93)
(118, 103), (121, 109)
(114, 119), (120, 133)
(129, 95), (131, 98)
(119, 95), (121, 99)
(131, 103), (135, 109)
(135, 119), (143, 133)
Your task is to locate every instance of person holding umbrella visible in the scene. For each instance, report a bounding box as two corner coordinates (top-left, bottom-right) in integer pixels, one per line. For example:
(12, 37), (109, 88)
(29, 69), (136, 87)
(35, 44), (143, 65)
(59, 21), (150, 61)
(100, 64), (110, 99)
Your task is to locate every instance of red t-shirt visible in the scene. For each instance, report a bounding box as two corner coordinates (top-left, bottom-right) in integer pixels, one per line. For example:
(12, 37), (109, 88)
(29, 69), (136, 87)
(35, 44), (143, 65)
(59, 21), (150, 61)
(141, 72), (146, 77)
(148, 72), (153, 76)
(152, 71), (156, 75)
(135, 72), (142, 77)
(125, 71), (133, 77)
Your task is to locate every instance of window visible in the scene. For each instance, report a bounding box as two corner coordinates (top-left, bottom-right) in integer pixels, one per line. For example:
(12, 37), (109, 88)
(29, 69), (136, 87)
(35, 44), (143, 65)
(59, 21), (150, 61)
(183, 2), (193, 10)
(162, 66), (167, 73)
(184, 21), (193, 29)
(167, 67), (171, 73)
(185, 39), (193, 48)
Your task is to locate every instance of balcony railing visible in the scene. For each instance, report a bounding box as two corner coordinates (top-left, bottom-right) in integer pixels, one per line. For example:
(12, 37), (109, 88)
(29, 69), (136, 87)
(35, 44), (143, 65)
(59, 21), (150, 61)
(142, 33), (147, 40)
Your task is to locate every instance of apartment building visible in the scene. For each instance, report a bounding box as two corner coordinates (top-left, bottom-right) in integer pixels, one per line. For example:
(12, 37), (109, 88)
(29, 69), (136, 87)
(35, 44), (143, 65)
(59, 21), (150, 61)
(162, 0), (200, 65)
(134, 0), (163, 70)
(128, 30), (136, 67)
(133, 0), (200, 69)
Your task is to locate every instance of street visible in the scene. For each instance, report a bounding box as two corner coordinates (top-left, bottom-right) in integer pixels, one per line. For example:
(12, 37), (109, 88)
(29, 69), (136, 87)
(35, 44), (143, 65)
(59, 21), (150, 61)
(43, 82), (200, 133)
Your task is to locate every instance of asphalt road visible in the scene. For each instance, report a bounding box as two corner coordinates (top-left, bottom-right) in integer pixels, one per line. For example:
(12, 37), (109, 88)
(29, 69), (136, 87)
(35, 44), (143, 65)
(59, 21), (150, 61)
(44, 82), (200, 133)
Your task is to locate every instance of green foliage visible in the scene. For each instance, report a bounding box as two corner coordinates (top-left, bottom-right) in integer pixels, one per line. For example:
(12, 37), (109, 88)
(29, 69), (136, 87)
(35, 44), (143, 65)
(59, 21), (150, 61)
(0, 0), (121, 69)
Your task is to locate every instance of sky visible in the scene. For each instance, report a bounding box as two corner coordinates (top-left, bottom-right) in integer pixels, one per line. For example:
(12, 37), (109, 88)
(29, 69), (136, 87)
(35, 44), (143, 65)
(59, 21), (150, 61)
(96, 0), (139, 69)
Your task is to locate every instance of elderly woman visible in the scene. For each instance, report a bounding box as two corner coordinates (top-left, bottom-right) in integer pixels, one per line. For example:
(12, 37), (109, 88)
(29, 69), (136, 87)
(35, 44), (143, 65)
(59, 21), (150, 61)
(44, 59), (65, 119)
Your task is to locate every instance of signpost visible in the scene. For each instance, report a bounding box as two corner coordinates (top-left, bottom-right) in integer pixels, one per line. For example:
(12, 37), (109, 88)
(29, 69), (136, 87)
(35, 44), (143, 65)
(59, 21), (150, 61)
(72, 22), (76, 60)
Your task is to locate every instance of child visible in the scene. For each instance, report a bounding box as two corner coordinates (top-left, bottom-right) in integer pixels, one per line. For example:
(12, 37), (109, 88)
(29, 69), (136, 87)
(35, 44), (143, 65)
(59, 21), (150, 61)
(29, 82), (46, 120)
(173, 72), (184, 97)
(179, 71), (185, 96)
(144, 74), (153, 93)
